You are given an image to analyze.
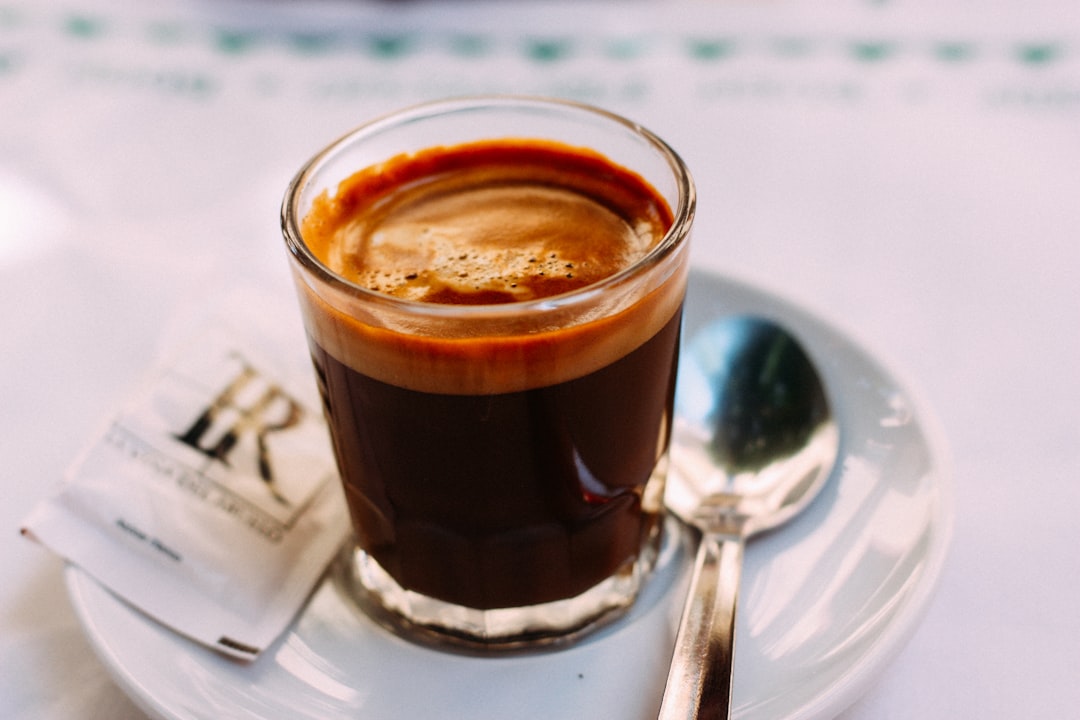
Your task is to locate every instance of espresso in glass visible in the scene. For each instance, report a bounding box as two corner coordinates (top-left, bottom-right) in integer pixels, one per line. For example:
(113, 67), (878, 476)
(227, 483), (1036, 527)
(282, 98), (694, 648)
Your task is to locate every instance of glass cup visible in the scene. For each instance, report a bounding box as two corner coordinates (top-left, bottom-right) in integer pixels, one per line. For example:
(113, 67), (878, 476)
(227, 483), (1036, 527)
(281, 96), (694, 650)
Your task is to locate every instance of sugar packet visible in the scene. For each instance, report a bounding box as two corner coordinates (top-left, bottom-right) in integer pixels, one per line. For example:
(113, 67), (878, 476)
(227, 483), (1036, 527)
(21, 287), (351, 660)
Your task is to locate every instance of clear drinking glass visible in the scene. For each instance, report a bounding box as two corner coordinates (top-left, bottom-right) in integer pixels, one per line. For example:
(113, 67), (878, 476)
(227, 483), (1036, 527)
(281, 96), (694, 649)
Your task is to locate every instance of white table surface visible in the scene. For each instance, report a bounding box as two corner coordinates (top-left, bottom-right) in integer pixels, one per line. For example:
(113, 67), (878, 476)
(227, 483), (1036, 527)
(3, 0), (1078, 718)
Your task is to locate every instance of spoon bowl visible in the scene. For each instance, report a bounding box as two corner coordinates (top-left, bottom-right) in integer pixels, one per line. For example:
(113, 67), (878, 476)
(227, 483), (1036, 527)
(659, 316), (839, 719)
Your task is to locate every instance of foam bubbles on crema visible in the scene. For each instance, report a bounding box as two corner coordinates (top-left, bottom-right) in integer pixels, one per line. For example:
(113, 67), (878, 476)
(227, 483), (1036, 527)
(330, 183), (658, 304)
(305, 141), (672, 306)
(297, 139), (683, 394)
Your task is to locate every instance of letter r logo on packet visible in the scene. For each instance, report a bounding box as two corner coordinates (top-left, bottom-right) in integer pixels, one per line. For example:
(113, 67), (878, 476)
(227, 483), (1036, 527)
(118, 325), (336, 531)
(174, 355), (306, 507)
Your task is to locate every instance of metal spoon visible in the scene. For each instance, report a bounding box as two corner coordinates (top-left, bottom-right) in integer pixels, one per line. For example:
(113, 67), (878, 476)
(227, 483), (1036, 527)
(659, 316), (839, 720)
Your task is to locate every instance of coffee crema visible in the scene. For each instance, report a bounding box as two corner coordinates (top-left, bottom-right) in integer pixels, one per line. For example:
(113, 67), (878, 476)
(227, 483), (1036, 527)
(297, 139), (685, 395)
(302, 139), (670, 304)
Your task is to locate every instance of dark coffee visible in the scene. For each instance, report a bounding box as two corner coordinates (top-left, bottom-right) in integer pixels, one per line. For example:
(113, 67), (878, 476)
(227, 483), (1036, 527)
(295, 139), (685, 611)
(310, 307), (681, 609)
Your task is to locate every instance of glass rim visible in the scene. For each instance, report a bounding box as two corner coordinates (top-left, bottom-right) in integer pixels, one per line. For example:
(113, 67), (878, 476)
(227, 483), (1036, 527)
(280, 95), (696, 319)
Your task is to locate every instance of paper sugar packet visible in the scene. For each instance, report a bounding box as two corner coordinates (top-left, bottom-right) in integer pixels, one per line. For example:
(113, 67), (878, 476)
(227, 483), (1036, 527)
(21, 287), (351, 660)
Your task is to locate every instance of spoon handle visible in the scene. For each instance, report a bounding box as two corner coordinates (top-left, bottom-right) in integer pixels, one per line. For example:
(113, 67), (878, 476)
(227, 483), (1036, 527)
(658, 532), (745, 720)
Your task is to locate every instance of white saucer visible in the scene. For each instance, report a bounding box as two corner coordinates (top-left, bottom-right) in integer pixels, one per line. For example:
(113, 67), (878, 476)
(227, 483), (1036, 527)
(66, 270), (953, 720)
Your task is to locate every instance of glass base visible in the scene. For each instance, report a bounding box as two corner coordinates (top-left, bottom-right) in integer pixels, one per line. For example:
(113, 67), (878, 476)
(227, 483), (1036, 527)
(331, 524), (664, 653)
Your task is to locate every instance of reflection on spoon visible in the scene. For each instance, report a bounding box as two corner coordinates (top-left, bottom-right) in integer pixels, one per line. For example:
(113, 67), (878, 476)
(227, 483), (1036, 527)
(659, 316), (839, 719)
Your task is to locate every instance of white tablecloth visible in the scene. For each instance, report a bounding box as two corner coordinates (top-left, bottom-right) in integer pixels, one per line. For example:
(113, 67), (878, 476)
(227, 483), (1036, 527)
(3, 1), (1078, 718)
